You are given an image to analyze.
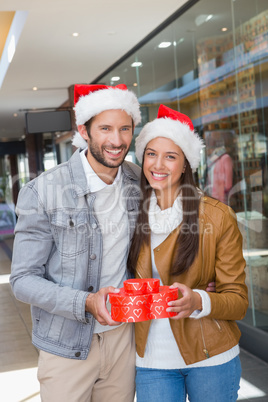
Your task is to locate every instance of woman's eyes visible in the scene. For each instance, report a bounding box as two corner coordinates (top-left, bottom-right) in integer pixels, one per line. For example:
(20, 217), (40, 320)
(145, 152), (176, 159)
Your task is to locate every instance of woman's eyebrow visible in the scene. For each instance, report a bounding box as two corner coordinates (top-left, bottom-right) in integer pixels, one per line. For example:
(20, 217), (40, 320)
(146, 147), (179, 156)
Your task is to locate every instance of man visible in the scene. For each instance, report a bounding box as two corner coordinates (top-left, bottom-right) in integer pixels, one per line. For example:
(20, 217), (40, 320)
(10, 84), (141, 402)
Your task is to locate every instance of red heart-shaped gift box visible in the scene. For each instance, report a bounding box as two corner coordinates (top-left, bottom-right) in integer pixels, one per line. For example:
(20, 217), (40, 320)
(109, 278), (178, 322)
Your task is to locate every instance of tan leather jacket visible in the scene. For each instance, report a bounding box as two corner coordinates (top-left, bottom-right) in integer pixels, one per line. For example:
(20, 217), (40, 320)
(135, 196), (248, 365)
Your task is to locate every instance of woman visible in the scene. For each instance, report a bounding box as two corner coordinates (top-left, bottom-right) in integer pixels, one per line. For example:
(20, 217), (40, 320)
(128, 104), (248, 402)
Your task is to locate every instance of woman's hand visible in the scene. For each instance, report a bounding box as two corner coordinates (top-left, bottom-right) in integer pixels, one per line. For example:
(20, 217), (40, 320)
(167, 282), (202, 319)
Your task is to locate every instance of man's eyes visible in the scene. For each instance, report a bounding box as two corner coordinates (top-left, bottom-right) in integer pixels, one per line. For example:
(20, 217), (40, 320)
(100, 127), (130, 131)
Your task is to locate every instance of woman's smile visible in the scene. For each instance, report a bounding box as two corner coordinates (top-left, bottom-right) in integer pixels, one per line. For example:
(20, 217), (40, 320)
(150, 171), (169, 180)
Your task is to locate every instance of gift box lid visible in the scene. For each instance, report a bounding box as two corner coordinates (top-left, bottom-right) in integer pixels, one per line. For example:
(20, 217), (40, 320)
(123, 278), (160, 294)
(109, 290), (151, 306)
(109, 283), (178, 306)
(151, 286), (178, 303)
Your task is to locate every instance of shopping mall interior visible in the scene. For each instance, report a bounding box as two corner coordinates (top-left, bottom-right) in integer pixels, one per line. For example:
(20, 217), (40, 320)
(0, 0), (268, 400)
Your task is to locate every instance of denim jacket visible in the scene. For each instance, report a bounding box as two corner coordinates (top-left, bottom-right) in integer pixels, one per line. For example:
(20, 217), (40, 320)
(10, 149), (141, 360)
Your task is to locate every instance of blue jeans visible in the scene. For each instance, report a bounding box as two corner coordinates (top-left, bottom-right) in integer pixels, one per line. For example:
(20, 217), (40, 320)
(135, 356), (241, 402)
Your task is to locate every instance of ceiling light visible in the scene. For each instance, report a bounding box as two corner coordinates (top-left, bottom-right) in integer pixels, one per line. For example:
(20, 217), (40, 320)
(133, 83), (138, 87)
(111, 76), (120, 81)
(173, 38), (185, 46)
(195, 14), (213, 26)
(32, 87), (38, 91)
(13, 113), (18, 117)
(221, 27), (228, 32)
(158, 42), (172, 48)
(0, 11), (28, 90)
(8, 35), (16, 63)
(131, 62), (142, 67)
(72, 32), (79, 37)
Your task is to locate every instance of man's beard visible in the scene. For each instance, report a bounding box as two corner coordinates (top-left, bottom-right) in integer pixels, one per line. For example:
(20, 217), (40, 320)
(89, 140), (128, 168)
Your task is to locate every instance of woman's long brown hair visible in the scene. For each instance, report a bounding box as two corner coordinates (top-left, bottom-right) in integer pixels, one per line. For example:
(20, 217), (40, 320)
(127, 157), (200, 276)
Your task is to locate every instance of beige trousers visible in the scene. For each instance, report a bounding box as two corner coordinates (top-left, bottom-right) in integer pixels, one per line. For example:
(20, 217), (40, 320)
(37, 323), (135, 402)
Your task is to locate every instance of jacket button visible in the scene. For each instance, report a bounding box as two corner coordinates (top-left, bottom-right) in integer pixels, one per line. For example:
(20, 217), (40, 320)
(88, 286), (94, 292)
(75, 352), (81, 357)
(90, 254), (96, 260)
(91, 223), (97, 229)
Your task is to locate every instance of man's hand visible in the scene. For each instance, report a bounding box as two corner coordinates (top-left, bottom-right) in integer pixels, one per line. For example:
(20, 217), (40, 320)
(206, 282), (216, 292)
(166, 283), (202, 319)
(85, 286), (120, 326)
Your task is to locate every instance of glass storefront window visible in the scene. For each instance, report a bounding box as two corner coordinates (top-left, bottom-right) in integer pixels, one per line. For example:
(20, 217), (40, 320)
(96, 0), (268, 333)
(43, 133), (57, 171)
(0, 156), (16, 236)
(17, 153), (30, 187)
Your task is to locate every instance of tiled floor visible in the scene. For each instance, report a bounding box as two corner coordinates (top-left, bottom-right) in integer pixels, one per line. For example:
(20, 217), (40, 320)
(1, 236), (268, 402)
(0, 237), (40, 402)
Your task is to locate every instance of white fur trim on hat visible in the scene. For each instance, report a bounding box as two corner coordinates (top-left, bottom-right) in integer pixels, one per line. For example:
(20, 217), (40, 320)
(135, 118), (204, 171)
(74, 87), (141, 127)
(72, 131), (88, 149)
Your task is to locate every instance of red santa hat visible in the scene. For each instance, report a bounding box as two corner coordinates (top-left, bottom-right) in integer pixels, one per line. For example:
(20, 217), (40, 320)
(135, 104), (204, 171)
(72, 84), (141, 148)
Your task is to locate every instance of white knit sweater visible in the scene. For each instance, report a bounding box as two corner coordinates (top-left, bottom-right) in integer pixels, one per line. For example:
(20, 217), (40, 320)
(136, 191), (239, 369)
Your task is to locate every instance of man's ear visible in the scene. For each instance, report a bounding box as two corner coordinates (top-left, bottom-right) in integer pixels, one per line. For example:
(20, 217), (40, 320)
(77, 125), (88, 140)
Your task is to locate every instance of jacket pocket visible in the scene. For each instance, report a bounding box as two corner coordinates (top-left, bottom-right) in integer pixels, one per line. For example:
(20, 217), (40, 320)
(51, 210), (90, 257)
(33, 307), (86, 348)
(199, 316), (239, 359)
